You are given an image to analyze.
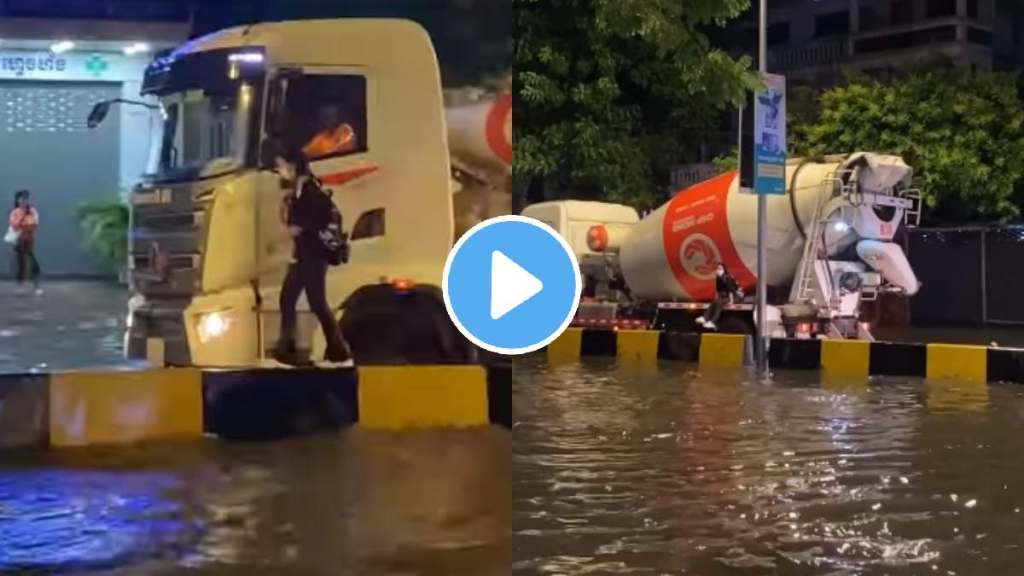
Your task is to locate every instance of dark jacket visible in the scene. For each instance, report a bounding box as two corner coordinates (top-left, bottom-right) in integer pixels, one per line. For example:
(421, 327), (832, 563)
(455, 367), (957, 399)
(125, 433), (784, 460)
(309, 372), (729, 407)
(286, 178), (333, 261)
(715, 272), (740, 297)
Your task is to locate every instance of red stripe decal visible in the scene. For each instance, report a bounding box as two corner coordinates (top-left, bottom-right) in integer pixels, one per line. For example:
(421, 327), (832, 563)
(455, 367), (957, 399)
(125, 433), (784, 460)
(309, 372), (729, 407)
(661, 171), (756, 301)
(486, 92), (512, 165)
(319, 165), (380, 186)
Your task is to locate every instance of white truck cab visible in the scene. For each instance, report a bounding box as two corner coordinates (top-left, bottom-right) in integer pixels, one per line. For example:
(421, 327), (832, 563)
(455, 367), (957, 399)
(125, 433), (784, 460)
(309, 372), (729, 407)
(107, 19), (483, 367)
(522, 200), (639, 261)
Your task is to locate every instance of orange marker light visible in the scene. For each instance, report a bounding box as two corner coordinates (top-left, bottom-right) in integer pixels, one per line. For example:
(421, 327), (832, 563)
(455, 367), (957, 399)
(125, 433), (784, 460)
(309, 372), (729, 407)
(588, 225), (609, 252)
(392, 278), (415, 292)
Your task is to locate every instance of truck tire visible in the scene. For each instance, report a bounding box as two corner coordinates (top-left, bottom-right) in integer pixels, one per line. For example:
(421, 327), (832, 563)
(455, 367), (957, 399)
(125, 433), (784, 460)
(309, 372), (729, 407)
(718, 314), (755, 335)
(339, 283), (478, 365)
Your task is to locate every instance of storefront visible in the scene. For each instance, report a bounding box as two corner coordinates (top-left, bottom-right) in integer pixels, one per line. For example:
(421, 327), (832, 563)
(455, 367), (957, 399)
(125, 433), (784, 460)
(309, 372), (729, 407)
(0, 31), (183, 276)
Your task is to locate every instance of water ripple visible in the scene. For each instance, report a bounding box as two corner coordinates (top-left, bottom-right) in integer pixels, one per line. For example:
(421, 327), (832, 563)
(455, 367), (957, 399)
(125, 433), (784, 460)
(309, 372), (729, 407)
(513, 357), (1024, 575)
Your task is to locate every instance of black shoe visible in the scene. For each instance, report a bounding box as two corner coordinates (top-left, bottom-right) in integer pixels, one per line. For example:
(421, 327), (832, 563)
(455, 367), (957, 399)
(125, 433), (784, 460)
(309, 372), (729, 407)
(272, 343), (309, 367)
(322, 342), (355, 368)
(326, 338), (352, 360)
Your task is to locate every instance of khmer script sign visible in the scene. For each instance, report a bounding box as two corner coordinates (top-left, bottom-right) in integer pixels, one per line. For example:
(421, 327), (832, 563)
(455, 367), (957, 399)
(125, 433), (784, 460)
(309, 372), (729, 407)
(0, 51), (141, 82)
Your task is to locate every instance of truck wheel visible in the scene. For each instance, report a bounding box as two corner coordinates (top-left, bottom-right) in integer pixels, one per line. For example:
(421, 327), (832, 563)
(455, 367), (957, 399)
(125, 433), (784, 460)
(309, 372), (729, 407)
(339, 283), (478, 365)
(718, 314), (755, 335)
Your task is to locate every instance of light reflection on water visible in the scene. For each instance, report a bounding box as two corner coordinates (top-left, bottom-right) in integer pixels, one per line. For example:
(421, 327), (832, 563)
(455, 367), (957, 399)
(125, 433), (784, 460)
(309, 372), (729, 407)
(0, 429), (510, 575)
(513, 357), (1024, 575)
(0, 281), (130, 375)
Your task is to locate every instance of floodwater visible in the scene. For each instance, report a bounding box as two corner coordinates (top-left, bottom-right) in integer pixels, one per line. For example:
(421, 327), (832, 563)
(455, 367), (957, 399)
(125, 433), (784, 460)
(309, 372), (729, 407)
(0, 429), (510, 575)
(514, 357), (1024, 575)
(0, 281), (131, 374)
(0, 280), (511, 574)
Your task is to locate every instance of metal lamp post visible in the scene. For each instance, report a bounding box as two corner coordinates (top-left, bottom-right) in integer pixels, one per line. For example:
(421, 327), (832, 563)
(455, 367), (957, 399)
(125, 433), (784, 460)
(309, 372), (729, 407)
(755, 0), (769, 375)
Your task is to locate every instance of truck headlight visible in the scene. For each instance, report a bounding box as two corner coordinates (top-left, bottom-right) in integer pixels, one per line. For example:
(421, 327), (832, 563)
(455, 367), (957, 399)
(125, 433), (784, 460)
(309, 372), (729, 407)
(197, 311), (232, 344)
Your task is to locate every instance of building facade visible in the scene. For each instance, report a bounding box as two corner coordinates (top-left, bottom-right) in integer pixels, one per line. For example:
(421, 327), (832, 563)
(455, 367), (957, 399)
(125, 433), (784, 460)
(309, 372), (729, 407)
(670, 0), (1024, 193)
(752, 0), (1019, 86)
(0, 3), (187, 276)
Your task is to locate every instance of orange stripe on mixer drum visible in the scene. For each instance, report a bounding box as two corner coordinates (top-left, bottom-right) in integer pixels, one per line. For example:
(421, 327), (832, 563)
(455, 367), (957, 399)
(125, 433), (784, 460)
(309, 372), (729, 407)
(661, 171), (756, 301)
(486, 93), (512, 164)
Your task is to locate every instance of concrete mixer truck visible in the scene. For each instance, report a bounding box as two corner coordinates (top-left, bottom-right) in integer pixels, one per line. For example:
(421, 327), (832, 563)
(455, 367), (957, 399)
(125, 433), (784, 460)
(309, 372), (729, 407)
(523, 153), (922, 340)
(89, 19), (512, 367)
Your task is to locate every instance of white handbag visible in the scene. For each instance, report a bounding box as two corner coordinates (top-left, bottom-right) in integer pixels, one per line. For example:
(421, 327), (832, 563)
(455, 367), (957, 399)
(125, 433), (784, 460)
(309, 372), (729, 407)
(3, 226), (18, 245)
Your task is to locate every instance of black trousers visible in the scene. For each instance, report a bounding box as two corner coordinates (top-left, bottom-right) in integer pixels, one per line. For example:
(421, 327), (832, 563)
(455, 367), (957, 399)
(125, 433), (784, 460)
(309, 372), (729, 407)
(703, 294), (725, 324)
(278, 258), (350, 360)
(14, 241), (40, 286)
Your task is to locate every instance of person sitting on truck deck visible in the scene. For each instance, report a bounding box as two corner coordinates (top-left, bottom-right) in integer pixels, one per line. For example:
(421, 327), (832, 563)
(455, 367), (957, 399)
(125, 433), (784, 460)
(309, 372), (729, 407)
(697, 263), (743, 331)
(272, 144), (354, 368)
(303, 105), (357, 159)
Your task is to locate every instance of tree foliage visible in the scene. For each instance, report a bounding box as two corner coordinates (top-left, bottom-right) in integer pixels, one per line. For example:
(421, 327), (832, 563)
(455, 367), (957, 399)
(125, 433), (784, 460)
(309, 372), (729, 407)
(712, 148), (738, 174)
(514, 0), (758, 207)
(78, 199), (129, 274)
(800, 67), (1024, 222)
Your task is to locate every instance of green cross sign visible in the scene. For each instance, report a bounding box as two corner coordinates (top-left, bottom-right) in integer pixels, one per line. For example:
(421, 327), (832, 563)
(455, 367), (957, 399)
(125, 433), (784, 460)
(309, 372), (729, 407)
(85, 55), (109, 77)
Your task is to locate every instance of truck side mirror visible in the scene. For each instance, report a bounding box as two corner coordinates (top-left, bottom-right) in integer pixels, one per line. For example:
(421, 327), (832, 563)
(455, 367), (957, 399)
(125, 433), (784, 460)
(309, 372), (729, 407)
(87, 101), (112, 129)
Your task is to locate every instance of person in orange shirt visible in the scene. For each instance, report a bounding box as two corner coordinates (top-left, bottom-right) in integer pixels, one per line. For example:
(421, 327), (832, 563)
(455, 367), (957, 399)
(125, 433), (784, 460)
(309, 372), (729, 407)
(302, 105), (358, 159)
(7, 190), (42, 295)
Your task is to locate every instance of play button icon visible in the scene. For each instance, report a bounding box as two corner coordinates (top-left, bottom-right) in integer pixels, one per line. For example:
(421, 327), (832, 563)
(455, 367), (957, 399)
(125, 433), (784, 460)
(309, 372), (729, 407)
(443, 215), (582, 355)
(490, 251), (543, 320)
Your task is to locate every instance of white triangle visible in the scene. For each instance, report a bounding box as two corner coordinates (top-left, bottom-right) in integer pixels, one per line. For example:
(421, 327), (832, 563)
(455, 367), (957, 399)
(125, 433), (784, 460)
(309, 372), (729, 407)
(490, 250), (544, 320)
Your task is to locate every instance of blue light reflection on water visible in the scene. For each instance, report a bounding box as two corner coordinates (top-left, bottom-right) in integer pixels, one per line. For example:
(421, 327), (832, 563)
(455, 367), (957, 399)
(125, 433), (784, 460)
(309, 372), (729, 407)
(0, 469), (201, 572)
(0, 431), (511, 575)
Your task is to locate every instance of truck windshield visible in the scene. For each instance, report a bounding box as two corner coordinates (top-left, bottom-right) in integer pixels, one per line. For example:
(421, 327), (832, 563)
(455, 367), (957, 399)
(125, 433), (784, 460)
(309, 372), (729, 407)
(147, 83), (257, 182)
(141, 48), (265, 183)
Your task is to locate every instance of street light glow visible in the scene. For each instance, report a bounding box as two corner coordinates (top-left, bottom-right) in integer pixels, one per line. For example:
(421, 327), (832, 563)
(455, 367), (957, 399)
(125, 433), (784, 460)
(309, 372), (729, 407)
(50, 40), (75, 54)
(123, 43), (151, 56)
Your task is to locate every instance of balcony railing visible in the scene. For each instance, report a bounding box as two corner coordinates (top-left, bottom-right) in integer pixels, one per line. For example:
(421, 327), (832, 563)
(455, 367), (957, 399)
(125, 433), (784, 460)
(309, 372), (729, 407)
(768, 37), (851, 72)
(669, 163), (718, 193)
(853, 16), (993, 53)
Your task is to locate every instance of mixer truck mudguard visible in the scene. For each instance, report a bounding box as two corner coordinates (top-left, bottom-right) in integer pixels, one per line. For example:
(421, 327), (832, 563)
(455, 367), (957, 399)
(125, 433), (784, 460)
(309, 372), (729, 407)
(529, 153), (922, 340)
(339, 283), (478, 365)
(108, 19), (511, 368)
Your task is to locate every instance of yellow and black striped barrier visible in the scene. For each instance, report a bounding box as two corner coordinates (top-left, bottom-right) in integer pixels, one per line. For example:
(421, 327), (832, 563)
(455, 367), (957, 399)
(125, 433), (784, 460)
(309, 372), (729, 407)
(547, 328), (751, 368)
(0, 364), (511, 450)
(546, 327), (1024, 384)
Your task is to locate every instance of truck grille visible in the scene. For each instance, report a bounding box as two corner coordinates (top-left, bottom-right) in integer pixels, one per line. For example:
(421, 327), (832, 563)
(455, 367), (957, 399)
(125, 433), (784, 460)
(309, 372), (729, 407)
(127, 184), (207, 365)
(130, 189), (205, 298)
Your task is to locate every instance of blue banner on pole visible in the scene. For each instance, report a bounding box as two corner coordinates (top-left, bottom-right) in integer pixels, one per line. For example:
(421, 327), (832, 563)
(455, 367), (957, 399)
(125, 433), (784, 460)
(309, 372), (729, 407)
(754, 73), (787, 195)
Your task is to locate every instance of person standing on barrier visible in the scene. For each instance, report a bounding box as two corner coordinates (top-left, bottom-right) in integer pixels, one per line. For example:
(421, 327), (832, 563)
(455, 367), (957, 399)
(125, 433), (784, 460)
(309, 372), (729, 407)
(271, 145), (354, 368)
(697, 263), (743, 331)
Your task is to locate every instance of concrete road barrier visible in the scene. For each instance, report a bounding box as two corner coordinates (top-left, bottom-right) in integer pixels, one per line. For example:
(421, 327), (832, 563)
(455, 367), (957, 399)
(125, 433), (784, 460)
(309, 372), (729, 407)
(50, 369), (204, 448)
(549, 328), (749, 368)
(546, 328), (1024, 385)
(0, 363), (512, 451)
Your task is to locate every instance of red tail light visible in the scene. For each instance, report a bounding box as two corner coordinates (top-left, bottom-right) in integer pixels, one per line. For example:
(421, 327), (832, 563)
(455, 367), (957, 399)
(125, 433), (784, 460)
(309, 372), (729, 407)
(796, 322), (813, 338)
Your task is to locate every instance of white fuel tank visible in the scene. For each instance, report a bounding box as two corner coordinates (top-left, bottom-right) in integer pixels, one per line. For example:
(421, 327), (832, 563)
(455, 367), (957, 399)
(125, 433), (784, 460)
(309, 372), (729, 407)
(618, 153), (914, 302)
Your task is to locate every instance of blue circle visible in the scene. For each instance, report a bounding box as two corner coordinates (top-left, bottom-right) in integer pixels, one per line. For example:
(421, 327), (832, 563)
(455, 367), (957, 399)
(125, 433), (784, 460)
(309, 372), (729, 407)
(444, 217), (581, 355)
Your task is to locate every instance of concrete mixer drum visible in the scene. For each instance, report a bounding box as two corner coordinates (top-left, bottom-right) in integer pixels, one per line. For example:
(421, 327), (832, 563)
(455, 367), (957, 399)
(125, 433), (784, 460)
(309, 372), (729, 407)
(526, 151), (922, 341)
